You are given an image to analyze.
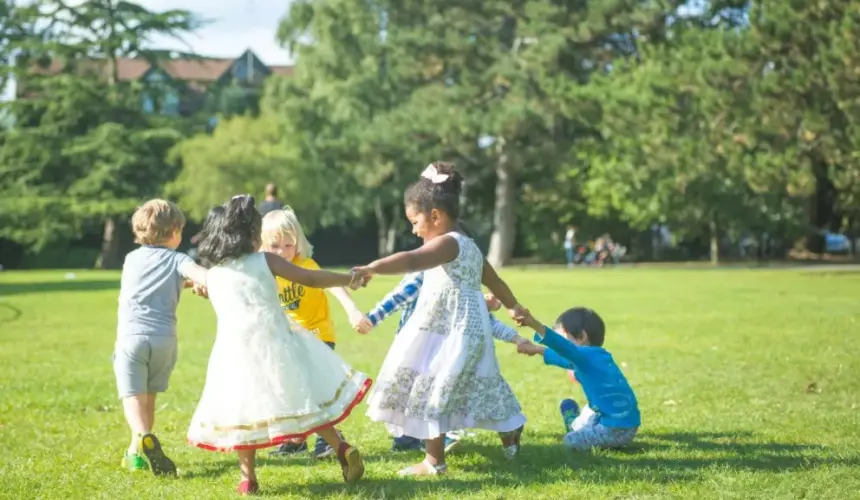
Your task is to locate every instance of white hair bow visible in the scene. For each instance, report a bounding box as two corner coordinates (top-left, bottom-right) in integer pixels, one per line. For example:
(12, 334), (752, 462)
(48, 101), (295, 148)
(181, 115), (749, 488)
(421, 164), (449, 184)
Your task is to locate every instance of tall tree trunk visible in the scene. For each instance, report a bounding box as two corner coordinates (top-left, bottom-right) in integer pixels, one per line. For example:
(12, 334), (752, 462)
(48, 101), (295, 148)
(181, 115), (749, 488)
(96, 216), (121, 269)
(487, 139), (516, 268)
(709, 218), (719, 266)
(374, 197), (398, 258)
(385, 203), (398, 255)
(96, 0), (120, 270)
(808, 153), (836, 255)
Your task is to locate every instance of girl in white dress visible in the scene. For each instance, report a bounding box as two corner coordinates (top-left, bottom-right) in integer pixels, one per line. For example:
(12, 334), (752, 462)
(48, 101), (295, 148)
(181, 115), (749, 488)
(354, 163), (532, 477)
(188, 196), (372, 495)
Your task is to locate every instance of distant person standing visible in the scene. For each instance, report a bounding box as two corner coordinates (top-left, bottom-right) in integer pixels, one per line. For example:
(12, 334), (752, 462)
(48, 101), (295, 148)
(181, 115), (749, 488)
(564, 225), (577, 268)
(258, 183), (283, 215)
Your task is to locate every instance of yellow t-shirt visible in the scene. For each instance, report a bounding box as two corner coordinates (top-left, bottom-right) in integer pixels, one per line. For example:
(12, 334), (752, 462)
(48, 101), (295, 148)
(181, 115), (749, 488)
(274, 257), (336, 344)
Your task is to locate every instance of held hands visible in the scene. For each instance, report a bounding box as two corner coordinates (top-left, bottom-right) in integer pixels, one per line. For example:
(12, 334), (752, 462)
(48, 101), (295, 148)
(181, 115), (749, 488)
(508, 303), (532, 328)
(348, 267), (373, 290)
(516, 341), (544, 356)
(349, 310), (373, 335)
(484, 293), (503, 312)
(191, 283), (209, 299)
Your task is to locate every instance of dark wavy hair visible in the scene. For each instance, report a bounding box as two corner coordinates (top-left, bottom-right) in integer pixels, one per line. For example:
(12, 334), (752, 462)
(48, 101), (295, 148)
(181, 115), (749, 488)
(555, 307), (606, 347)
(198, 195), (262, 266)
(404, 162), (463, 220)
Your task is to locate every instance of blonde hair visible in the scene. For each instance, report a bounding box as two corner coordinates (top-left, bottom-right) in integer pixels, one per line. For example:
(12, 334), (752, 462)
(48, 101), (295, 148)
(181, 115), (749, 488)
(261, 207), (313, 259)
(131, 199), (185, 245)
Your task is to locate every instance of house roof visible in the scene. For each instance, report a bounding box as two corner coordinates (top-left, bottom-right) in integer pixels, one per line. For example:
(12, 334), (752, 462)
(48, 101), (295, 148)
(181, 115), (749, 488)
(26, 50), (293, 84)
(270, 65), (294, 77)
(159, 58), (235, 81)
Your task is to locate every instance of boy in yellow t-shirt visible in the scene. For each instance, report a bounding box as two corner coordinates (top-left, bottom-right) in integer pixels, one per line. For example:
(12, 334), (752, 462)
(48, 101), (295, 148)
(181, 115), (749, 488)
(260, 208), (366, 459)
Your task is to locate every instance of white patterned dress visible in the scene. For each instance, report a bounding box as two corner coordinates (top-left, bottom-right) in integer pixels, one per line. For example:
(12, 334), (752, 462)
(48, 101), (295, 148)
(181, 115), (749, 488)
(186, 252), (371, 452)
(365, 232), (526, 439)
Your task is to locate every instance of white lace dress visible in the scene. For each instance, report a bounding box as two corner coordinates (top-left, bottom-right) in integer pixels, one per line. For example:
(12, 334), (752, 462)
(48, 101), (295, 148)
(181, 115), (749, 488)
(365, 232), (526, 439)
(186, 252), (371, 452)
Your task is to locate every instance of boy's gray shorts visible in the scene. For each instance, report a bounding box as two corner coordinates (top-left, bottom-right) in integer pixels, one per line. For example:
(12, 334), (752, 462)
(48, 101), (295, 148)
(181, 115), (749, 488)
(113, 335), (178, 399)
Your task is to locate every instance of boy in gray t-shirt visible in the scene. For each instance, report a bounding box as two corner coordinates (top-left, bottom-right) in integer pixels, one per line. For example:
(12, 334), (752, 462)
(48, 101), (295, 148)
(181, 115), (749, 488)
(114, 199), (207, 476)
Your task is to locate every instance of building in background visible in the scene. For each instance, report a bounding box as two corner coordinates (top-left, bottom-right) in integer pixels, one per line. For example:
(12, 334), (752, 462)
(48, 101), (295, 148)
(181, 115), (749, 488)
(10, 48), (292, 120)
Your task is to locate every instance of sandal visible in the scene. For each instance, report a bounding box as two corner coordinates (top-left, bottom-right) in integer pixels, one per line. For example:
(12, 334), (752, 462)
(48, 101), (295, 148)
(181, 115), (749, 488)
(500, 425), (524, 459)
(398, 459), (447, 477)
(237, 480), (259, 495)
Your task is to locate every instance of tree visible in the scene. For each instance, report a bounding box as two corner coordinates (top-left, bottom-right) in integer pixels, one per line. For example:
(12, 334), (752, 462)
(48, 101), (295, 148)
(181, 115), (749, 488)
(361, 0), (685, 266)
(0, 0), (200, 267)
(168, 113), (327, 225)
(270, 0), (443, 256)
(744, 1), (860, 252)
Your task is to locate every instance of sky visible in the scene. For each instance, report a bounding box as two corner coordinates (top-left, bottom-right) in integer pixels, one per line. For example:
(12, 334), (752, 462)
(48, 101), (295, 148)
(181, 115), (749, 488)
(2, 0), (292, 102)
(139, 0), (294, 65)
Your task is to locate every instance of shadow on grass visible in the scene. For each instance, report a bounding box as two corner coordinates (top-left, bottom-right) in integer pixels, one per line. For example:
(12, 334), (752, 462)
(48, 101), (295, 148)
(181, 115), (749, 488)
(0, 303), (23, 324)
(179, 431), (859, 497)
(0, 279), (119, 297)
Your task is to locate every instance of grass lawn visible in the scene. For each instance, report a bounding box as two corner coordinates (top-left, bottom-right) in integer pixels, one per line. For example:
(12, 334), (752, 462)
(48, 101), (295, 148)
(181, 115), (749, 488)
(1, 267), (859, 499)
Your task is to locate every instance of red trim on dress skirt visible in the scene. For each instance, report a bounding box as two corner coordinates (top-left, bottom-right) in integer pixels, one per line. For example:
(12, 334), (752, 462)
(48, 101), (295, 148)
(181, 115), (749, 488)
(187, 378), (372, 452)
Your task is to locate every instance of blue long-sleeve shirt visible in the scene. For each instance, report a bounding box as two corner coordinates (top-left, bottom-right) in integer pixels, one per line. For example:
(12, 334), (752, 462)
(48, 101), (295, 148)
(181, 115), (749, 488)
(535, 327), (640, 428)
(366, 272), (520, 342)
(367, 272), (423, 333)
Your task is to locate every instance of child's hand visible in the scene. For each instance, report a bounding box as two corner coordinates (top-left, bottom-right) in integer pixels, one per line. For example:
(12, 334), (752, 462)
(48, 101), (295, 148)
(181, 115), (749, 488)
(349, 311), (373, 334)
(353, 317), (373, 334)
(512, 335), (530, 346)
(484, 293), (502, 312)
(509, 304), (531, 327)
(183, 279), (194, 289)
(348, 267), (373, 290)
(517, 341), (543, 356)
(192, 284), (209, 299)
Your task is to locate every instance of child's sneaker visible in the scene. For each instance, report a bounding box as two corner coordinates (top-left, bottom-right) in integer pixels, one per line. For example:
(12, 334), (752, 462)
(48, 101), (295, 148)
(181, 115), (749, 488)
(443, 433), (461, 454)
(269, 440), (308, 456)
(121, 452), (149, 472)
(416, 434), (461, 454)
(560, 399), (580, 433)
(313, 430), (345, 459)
(313, 437), (335, 460)
(139, 433), (177, 477)
(391, 436), (422, 452)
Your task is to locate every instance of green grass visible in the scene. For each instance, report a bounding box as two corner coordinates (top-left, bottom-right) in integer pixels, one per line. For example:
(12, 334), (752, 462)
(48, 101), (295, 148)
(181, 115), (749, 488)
(1, 267), (860, 499)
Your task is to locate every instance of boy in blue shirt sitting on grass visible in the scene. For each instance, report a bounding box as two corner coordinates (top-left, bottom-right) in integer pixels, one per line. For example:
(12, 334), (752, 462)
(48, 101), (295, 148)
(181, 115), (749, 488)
(515, 307), (640, 450)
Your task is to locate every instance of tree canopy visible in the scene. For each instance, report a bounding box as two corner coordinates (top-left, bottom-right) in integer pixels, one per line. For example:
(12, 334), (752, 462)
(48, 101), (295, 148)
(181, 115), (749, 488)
(4, 0), (860, 268)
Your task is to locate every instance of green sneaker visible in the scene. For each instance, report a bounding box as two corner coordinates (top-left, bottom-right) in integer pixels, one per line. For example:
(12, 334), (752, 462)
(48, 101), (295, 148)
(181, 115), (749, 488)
(121, 452), (149, 472)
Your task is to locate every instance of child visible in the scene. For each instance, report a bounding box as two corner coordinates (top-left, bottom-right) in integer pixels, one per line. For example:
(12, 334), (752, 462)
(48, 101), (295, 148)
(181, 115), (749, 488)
(259, 207), (366, 460)
(516, 307), (640, 451)
(187, 195), (372, 495)
(352, 163), (530, 476)
(114, 199), (208, 476)
(357, 275), (531, 457)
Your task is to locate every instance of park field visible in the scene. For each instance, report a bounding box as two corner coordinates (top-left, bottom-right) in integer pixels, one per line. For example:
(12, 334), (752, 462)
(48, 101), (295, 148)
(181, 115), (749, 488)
(1, 267), (859, 499)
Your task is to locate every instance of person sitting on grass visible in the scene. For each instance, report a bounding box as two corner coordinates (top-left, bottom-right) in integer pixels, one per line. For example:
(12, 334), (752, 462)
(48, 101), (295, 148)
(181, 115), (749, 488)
(516, 307), (640, 450)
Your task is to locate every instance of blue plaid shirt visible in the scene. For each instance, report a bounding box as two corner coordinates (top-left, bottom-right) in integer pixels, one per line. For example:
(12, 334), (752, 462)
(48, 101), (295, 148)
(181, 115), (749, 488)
(367, 272), (423, 333)
(366, 272), (519, 342)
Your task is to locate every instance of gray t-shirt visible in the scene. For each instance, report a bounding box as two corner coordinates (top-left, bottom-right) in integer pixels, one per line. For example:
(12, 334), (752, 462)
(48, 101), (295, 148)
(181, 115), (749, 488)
(117, 246), (193, 337)
(258, 199), (282, 215)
